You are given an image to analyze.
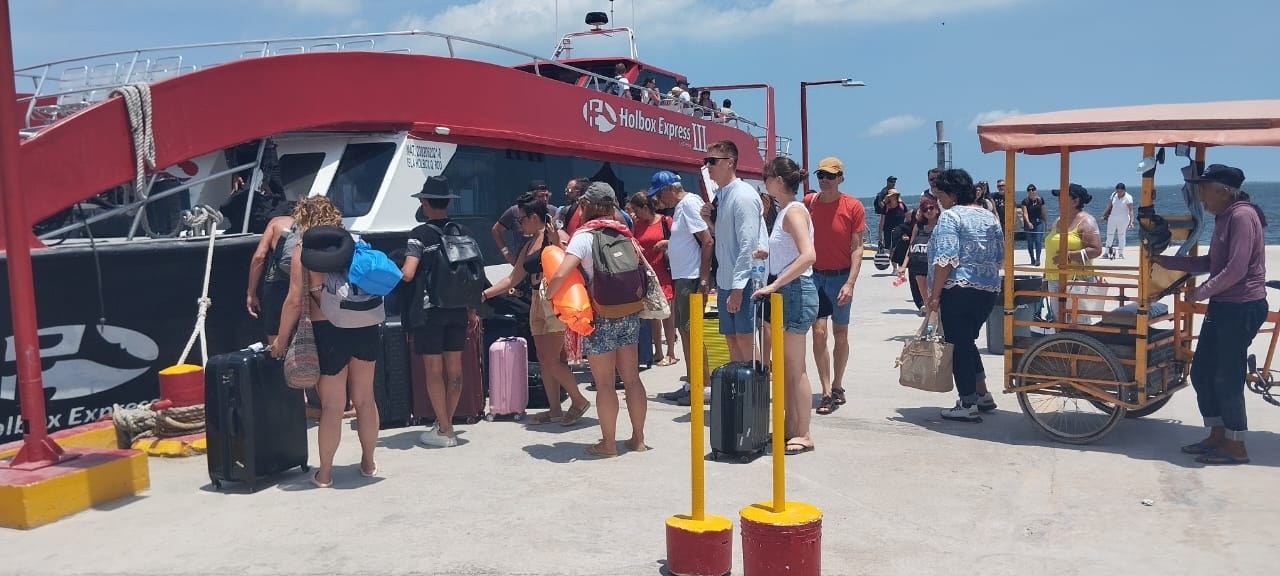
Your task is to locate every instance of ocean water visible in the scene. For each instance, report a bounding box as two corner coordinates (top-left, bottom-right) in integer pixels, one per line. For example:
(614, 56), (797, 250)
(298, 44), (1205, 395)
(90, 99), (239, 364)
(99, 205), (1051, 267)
(859, 181), (1280, 246)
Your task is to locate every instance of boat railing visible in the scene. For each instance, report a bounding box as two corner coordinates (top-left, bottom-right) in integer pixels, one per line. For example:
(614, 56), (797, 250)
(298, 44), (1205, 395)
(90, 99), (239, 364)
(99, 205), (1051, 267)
(14, 29), (766, 139)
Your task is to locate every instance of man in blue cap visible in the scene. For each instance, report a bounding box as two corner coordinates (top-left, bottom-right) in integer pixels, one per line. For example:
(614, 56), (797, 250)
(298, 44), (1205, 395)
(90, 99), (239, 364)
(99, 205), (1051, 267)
(650, 170), (714, 401)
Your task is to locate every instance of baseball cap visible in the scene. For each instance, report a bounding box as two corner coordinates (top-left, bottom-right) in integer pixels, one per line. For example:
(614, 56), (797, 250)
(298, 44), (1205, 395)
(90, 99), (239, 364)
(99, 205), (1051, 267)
(647, 170), (681, 196)
(582, 181), (617, 205)
(887, 175), (897, 181)
(817, 157), (844, 174)
(528, 179), (548, 191)
(1187, 164), (1245, 189)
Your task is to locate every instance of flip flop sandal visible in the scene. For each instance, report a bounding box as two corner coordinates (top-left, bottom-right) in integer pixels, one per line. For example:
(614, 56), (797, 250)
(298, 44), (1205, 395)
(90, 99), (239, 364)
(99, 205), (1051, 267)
(816, 396), (836, 415)
(784, 442), (815, 455)
(584, 441), (617, 459)
(529, 411), (563, 425)
(1195, 448), (1250, 465)
(832, 387), (848, 405)
(560, 401), (591, 427)
(359, 465), (378, 478)
(625, 440), (651, 453)
(656, 357), (680, 367)
(310, 471), (333, 488)
(1180, 440), (1220, 455)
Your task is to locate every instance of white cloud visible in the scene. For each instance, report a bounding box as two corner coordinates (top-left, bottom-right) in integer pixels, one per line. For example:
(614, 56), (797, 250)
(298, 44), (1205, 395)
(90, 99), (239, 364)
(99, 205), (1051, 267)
(393, 0), (1024, 54)
(866, 114), (924, 137)
(269, 0), (362, 17)
(969, 109), (1021, 128)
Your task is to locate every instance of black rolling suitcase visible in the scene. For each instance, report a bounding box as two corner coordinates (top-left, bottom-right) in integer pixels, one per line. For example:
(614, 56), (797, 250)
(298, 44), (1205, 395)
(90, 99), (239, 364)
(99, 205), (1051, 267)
(709, 360), (770, 463)
(205, 344), (309, 492)
(373, 319), (414, 429)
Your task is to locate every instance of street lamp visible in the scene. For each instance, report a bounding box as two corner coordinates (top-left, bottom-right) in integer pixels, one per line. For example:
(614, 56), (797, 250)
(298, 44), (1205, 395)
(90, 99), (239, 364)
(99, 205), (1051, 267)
(801, 78), (865, 191)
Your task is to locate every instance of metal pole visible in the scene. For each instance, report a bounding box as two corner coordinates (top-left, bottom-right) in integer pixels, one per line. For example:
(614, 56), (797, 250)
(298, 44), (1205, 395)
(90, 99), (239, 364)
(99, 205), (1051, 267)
(769, 292), (785, 512)
(764, 84), (776, 161)
(800, 82), (809, 190)
(689, 292), (706, 521)
(0, 0), (72, 469)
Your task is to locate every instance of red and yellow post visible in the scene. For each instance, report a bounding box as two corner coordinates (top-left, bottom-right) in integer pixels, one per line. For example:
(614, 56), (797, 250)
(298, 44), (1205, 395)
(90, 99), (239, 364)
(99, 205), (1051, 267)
(739, 293), (822, 576)
(665, 292), (733, 576)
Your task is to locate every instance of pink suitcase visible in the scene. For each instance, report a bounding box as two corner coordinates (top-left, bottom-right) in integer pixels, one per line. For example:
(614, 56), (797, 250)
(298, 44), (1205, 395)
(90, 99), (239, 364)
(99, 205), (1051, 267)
(486, 336), (529, 421)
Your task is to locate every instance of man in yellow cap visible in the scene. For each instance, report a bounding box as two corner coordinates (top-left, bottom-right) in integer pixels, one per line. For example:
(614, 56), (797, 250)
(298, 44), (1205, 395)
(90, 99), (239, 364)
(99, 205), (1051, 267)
(802, 156), (866, 415)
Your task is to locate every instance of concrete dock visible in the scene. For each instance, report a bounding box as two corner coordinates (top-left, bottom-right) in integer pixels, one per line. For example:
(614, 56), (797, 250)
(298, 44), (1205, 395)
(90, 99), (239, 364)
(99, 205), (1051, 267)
(2, 246), (1278, 575)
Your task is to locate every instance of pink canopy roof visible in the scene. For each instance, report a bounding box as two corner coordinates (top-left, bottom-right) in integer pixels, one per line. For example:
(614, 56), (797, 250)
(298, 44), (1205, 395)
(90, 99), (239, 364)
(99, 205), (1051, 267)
(977, 100), (1280, 155)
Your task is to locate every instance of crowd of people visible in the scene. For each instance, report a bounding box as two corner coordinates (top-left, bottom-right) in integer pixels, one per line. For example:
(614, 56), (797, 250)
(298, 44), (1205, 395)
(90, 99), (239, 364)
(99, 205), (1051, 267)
(246, 147), (1267, 486)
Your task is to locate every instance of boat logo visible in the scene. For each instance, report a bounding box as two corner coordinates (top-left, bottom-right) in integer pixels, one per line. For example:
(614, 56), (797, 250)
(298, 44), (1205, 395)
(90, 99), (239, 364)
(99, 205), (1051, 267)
(583, 99), (618, 133)
(0, 324), (160, 402)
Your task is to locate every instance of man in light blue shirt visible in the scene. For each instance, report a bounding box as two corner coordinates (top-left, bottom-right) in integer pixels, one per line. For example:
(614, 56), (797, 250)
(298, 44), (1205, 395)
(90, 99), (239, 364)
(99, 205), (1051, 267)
(706, 139), (765, 361)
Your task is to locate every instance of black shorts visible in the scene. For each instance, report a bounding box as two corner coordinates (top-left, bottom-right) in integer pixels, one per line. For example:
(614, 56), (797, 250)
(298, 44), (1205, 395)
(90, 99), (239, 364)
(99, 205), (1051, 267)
(413, 308), (469, 355)
(312, 320), (379, 376)
(261, 280), (288, 336)
(816, 287), (833, 319)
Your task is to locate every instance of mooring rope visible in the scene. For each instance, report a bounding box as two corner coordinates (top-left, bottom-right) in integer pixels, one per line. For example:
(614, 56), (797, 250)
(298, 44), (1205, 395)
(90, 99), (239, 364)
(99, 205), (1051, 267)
(176, 205), (223, 367)
(110, 83), (156, 202)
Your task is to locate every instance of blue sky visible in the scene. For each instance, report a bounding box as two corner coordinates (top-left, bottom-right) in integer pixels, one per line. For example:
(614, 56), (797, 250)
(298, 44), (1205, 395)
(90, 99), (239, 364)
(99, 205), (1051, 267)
(11, 0), (1279, 198)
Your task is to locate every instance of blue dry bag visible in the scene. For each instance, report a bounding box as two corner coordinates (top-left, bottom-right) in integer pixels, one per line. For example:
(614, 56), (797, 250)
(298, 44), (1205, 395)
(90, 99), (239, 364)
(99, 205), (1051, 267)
(348, 239), (403, 297)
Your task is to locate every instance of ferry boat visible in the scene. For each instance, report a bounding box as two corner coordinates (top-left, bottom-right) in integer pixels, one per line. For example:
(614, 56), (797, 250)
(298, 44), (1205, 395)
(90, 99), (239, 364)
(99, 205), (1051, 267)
(0, 13), (782, 442)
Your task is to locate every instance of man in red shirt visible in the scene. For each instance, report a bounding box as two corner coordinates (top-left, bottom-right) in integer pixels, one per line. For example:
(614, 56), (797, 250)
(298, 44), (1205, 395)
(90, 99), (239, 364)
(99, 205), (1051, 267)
(803, 157), (866, 415)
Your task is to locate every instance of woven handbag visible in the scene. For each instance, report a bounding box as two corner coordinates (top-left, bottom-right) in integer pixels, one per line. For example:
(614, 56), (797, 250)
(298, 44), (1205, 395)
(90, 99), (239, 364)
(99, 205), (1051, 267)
(284, 276), (320, 390)
(895, 315), (954, 393)
(637, 241), (671, 320)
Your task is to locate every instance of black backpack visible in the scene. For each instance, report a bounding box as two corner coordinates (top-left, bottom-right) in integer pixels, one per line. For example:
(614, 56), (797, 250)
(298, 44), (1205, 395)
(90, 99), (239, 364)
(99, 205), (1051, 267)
(422, 222), (485, 310)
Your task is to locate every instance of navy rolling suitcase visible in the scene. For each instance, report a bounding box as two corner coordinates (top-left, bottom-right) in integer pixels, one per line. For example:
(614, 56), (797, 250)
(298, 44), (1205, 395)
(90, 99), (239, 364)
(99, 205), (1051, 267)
(638, 319), (654, 369)
(373, 319), (414, 429)
(709, 360), (770, 463)
(205, 345), (309, 491)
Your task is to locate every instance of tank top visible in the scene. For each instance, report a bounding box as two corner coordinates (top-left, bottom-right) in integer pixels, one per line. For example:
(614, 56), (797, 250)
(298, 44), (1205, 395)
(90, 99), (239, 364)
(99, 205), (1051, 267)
(277, 225), (297, 277)
(908, 224), (932, 264)
(1044, 221), (1092, 281)
(768, 201), (813, 277)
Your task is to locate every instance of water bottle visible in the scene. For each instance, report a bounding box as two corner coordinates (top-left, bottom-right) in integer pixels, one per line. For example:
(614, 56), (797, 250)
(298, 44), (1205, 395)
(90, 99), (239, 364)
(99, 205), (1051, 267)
(892, 274), (907, 288)
(751, 258), (767, 289)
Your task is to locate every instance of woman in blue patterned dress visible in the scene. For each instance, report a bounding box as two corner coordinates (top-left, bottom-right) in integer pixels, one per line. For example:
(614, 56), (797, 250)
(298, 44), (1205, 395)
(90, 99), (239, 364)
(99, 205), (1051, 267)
(926, 169), (1005, 422)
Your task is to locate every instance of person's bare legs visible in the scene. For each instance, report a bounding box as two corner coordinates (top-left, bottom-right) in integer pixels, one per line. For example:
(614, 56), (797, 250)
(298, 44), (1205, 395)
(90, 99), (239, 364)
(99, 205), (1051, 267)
(726, 334), (754, 362)
(832, 324), (850, 392)
(443, 350), (464, 428)
(662, 309), (678, 361)
(315, 370), (348, 485)
(423, 354), (454, 436)
(811, 318), (832, 397)
(650, 319), (664, 361)
(587, 351), (620, 454)
(346, 359), (379, 474)
(615, 344), (648, 450)
(784, 332), (814, 447)
(535, 332), (588, 415)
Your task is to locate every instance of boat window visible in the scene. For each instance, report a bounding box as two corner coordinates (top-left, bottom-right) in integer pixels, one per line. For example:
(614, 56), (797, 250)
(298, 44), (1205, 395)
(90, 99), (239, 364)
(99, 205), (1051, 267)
(642, 71), (678, 96)
(326, 142), (396, 217)
(436, 147), (495, 217)
(278, 153), (325, 201)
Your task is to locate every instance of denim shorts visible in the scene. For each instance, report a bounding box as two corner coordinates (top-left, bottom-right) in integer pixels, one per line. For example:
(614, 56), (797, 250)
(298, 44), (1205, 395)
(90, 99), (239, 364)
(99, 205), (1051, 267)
(717, 282), (757, 335)
(812, 270), (852, 325)
(777, 275), (819, 334)
(582, 312), (641, 356)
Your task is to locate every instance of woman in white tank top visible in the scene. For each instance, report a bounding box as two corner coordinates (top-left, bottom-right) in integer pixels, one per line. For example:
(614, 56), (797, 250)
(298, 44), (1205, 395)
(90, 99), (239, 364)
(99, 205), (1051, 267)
(751, 156), (819, 454)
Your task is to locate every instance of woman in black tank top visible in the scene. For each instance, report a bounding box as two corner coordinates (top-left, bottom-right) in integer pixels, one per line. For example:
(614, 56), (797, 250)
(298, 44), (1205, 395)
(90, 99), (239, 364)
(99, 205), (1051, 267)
(481, 199), (592, 426)
(898, 197), (940, 313)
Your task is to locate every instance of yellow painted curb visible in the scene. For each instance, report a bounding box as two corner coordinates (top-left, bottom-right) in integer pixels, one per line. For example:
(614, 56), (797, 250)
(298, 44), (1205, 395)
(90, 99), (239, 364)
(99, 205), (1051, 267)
(0, 449), (149, 530)
(0, 421), (118, 460)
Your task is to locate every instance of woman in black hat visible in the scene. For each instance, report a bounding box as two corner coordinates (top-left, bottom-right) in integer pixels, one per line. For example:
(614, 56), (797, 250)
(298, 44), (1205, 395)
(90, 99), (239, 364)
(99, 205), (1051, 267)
(1154, 164), (1267, 465)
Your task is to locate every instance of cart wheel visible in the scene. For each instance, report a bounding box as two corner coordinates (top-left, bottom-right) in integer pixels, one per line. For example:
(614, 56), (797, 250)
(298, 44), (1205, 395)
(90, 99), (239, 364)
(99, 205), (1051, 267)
(1014, 332), (1127, 444)
(1090, 394), (1173, 419)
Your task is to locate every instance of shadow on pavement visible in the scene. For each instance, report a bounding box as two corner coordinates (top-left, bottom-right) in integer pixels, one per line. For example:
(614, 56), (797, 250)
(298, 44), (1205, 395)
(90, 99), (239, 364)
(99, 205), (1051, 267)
(890, 406), (1280, 468)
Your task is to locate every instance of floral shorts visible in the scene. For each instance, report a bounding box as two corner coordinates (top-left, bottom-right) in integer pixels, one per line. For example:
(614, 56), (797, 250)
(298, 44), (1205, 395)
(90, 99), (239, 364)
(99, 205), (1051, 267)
(582, 312), (641, 356)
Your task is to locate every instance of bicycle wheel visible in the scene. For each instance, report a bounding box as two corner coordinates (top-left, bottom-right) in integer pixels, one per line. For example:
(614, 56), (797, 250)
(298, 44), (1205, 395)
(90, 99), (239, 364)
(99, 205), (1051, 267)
(1090, 394), (1172, 419)
(1015, 333), (1127, 444)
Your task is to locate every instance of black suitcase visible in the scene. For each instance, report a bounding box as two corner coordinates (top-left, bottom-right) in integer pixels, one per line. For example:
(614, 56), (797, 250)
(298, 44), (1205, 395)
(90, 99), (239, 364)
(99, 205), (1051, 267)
(205, 345), (309, 492)
(525, 362), (568, 410)
(373, 319), (414, 429)
(709, 361), (770, 463)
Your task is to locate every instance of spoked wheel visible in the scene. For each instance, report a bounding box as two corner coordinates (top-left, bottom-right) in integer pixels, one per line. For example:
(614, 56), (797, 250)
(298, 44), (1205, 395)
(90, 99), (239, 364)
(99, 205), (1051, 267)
(1015, 333), (1127, 444)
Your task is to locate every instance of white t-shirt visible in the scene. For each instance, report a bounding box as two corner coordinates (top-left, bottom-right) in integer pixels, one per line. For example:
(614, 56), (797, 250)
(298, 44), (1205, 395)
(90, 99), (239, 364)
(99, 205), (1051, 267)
(1110, 193), (1133, 222)
(668, 193), (708, 279)
(565, 231), (596, 281)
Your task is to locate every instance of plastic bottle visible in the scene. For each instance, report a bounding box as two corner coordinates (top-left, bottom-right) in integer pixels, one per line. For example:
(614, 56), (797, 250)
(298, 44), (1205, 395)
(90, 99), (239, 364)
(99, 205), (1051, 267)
(892, 274), (907, 287)
(751, 258), (767, 289)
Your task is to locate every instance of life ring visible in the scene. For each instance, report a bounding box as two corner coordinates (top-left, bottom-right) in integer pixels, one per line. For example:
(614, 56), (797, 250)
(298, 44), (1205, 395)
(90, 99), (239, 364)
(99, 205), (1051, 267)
(541, 245), (594, 336)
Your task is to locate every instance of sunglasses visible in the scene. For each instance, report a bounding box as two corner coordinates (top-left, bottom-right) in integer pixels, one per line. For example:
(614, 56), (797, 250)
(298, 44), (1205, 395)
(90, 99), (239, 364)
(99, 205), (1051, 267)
(816, 171), (842, 180)
(703, 156), (732, 166)
(923, 206), (939, 211)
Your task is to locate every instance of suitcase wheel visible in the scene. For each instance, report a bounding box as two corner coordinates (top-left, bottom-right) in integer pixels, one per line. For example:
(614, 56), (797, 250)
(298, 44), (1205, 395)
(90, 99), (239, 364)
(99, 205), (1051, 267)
(513, 412), (524, 421)
(465, 416), (480, 425)
(485, 413), (495, 422)
(300, 463), (310, 472)
(708, 451), (719, 461)
(738, 455), (752, 464)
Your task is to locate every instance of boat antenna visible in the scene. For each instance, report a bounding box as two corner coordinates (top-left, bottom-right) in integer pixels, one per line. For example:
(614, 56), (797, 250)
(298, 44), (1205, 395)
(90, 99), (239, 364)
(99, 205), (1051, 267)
(555, 0), (559, 40)
(610, 0), (615, 25)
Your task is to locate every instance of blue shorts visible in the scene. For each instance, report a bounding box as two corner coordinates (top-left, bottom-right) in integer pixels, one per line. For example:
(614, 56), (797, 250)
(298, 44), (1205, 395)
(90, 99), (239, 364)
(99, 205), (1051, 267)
(777, 275), (819, 334)
(812, 270), (852, 326)
(717, 283), (757, 335)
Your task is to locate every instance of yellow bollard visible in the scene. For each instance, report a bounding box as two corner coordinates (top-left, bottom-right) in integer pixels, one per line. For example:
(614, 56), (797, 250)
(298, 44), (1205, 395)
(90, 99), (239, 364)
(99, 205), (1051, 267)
(740, 292), (823, 576)
(665, 293), (733, 576)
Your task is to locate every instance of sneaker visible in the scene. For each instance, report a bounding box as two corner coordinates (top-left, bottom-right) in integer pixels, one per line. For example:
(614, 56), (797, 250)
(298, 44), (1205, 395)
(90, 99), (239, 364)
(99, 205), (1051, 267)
(661, 386), (691, 401)
(419, 430), (458, 447)
(941, 400), (982, 422)
(677, 387), (711, 406)
(976, 392), (998, 412)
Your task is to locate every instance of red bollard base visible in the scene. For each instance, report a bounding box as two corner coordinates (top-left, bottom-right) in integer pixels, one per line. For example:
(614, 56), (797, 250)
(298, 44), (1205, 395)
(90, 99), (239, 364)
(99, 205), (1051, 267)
(740, 501), (823, 576)
(158, 364), (206, 408)
(665, 514), (733, 576)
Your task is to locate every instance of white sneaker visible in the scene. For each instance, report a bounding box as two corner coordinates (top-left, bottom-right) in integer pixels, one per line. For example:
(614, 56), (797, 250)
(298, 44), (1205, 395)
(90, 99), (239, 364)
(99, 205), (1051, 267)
(941, 400), (981, 422)
(419, 430), (458, 447)
(976, 392), (997, 412)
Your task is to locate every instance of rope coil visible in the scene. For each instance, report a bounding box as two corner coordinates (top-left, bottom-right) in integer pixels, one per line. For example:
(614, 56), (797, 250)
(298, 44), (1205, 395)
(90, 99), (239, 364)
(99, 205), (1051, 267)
(110, 83), (156, 202)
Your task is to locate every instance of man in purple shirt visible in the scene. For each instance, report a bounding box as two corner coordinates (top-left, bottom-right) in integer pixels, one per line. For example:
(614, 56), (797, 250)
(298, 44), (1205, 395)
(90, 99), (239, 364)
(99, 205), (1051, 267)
(1153, 164), (1267, 465)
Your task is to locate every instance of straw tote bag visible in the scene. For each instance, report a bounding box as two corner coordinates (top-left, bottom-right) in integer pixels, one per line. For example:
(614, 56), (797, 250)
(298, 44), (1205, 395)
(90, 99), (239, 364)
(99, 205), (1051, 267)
(284, 275), (320, 390)
(896, 315), (954, 393)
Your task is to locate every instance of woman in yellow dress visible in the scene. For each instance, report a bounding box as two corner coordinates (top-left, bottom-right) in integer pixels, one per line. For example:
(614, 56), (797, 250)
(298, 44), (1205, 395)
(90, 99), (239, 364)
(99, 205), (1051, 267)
(1043, 184), (1104, 324)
